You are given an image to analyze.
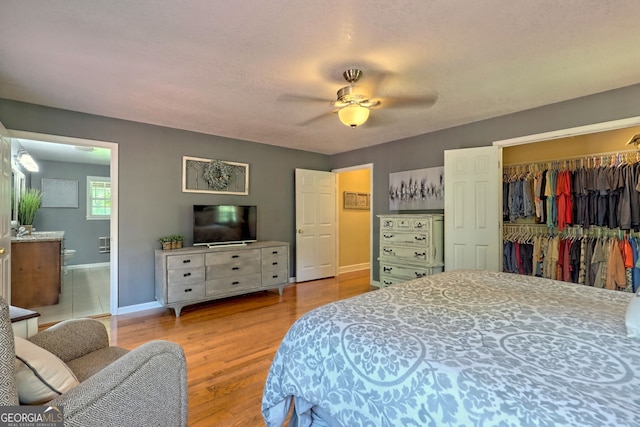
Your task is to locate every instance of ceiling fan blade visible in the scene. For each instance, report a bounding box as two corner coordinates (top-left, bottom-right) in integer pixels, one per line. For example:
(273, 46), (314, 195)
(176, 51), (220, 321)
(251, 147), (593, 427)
(295, 110), (337, 126)
(381, 93), (438, 109)
(278, 94), (333, 104)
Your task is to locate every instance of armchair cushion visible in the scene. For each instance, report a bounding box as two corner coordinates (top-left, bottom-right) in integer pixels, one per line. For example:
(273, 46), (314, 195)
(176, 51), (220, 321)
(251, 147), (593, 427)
(14, 336), (79, 404)
(27, 318), (110, 363)
(66, 346), (129, 382)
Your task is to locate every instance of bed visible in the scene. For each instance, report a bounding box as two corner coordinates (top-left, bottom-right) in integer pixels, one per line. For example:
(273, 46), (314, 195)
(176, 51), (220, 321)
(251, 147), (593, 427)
(262, 270), (640, 426)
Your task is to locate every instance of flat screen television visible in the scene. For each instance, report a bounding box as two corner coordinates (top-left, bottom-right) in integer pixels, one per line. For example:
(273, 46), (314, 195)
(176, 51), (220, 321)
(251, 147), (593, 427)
(193, 205), (257, 247)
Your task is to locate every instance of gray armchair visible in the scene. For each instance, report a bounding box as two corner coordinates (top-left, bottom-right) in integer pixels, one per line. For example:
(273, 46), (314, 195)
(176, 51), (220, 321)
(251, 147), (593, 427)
(0, 296), (188, 426)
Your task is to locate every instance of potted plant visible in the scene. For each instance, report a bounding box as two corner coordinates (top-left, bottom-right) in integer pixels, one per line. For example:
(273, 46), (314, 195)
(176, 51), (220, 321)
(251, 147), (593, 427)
(159, 236), (173, 250)
(18, 188), (43, 234)
(172, 235), (184, 249)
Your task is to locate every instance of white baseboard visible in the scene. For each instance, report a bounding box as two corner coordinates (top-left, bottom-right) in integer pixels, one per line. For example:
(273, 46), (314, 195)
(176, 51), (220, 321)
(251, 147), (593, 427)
(115, 301), (163, 315)
(338, 262), (370, 275)
(66, 262), (110, 270)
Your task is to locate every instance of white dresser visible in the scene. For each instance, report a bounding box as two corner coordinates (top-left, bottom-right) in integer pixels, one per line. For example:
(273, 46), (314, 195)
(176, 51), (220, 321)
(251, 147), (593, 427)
(378, 214), (444, 287)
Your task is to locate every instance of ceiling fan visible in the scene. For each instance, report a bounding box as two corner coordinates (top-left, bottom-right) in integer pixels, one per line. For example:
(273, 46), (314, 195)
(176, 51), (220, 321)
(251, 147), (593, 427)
(282, 68), (438, 128)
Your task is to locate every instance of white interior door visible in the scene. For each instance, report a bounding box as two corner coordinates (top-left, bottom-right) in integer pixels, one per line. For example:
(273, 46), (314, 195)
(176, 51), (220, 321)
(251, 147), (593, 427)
(295, 168), (336, 282)
(444, 146), (502, 271)
(0, 121), (12, 302)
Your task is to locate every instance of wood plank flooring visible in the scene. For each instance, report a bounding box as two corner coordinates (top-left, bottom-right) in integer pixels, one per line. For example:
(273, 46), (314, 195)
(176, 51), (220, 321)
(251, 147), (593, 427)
(102, 270), (373, 426)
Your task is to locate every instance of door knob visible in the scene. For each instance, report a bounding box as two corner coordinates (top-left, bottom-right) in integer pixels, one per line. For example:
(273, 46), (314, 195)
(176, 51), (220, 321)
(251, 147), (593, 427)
(0, 247), (5, 254)
(297, 229), (303, 234)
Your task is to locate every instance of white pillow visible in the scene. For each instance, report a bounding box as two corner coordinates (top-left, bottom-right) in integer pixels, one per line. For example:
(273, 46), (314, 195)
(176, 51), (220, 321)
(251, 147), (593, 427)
(626, 288), (640, 338)
(14, 336), (80, 404)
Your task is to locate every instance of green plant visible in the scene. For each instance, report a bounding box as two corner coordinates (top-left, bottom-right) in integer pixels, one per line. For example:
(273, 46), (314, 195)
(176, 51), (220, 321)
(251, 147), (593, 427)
(159, 236), (174, 244)
(172, 235), (184, 242)
(18, 188), (43, 226)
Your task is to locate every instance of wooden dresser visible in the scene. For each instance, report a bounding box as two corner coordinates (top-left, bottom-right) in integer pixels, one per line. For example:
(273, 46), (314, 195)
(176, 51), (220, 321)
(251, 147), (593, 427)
(155, 241), (289, 316)
(378, 214), (444, 287)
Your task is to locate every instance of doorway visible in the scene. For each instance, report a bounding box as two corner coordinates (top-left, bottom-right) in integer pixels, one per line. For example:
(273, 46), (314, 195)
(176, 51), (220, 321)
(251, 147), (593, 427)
(8, 130), (118, 324)
(334, 164), (373, 277)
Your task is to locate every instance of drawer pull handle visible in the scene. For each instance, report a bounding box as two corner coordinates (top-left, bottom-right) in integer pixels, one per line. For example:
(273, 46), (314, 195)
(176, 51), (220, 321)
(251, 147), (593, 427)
(383, 248), (393, 255)
(184, 288), (192, 293)
(183, 272), (191, 277)
(272, 262), (278, 265)
(232, 267), (240, 270)
(415, 252), (426, 258)
(415, 236), (426, 241)
(415, 272), (426, 278)
(231, 255), (240, 258)
(183, 259), (191, 263)
(383, 234), (394, 239)
(232, 281), (239, 285)
(383, 266), (392, 272)
(272, 250), (278, 254)
(272, 274), (278, 278)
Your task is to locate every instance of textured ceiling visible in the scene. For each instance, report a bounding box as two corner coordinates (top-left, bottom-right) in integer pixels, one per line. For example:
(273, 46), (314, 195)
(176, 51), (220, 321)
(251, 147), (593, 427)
(1, 1), (640, 155)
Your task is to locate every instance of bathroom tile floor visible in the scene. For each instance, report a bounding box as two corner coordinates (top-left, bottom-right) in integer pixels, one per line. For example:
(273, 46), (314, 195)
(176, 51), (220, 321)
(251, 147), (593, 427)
(32, 264), (110, 326)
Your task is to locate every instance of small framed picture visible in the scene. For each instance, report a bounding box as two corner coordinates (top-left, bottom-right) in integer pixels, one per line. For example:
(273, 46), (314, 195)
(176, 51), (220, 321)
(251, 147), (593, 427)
(344, 191), (370, 210)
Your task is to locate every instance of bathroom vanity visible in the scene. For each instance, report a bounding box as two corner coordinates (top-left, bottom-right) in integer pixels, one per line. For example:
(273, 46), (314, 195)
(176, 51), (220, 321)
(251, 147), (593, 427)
(11, 231), (64, 309)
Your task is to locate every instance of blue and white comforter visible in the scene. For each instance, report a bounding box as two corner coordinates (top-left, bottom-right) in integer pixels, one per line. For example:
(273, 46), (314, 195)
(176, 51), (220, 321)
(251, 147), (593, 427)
(262, 270), (640, 426)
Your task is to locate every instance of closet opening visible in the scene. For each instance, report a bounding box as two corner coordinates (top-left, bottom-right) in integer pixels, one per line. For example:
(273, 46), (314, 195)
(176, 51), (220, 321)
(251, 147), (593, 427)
(497, 117), (640, 293)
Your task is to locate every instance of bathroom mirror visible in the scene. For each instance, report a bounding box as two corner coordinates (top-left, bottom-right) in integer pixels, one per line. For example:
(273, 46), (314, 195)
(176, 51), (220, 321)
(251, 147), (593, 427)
(11, 167), (25, 223)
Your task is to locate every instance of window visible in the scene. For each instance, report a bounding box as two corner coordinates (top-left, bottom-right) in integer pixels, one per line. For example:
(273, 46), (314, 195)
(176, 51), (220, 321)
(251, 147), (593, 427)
(86, 176), (111, 220)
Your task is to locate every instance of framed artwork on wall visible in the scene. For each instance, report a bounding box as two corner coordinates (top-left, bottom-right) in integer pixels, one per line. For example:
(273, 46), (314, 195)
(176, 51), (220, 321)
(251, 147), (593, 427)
(41, 178), (79, 208)
(182, 156), (249, 195)
(344, 191), (370, 210)
(389, 166), (444, 210)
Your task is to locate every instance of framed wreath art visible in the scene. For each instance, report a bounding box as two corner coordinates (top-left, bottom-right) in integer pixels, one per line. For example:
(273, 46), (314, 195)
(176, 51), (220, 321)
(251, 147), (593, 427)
(182, 156), (249, 195)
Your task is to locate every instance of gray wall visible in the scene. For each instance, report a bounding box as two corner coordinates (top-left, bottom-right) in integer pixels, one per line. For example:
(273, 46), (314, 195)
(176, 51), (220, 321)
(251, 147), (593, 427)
(330, 83), (640, 280)
(3, 82), (640, 305)
(30, 160), (111, 266)
(0, 98), (330, 307)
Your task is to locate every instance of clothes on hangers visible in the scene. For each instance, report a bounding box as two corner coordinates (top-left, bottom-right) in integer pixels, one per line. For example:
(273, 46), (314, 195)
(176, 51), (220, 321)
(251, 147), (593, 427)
(503, 156), (640, 232)
(502, 227), (640, 293)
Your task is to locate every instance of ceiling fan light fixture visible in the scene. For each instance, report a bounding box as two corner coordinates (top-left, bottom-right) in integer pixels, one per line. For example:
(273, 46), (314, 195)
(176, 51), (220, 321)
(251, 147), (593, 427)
(338, 104), (369, 128)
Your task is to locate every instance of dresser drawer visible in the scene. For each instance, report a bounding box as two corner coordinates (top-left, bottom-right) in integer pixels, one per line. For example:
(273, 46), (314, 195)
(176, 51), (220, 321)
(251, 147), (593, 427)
(262, 253), (288, 272)
(380, 244), (438, 264)
(206, 261), (261, 279)
(167, 267), (206, 285)
(380, 231), (430, 246)
(262, 246), (288, 258)
(167, 283), (205, 303)
(262, 269), (288, 287)
(379, 261), (442, 281)
(379, 274), (407, 287)
(167, 254), (204, 270)
(206, 249), (261, 265)
(381, 217), (432, 232)
(206, 273), (262, 295)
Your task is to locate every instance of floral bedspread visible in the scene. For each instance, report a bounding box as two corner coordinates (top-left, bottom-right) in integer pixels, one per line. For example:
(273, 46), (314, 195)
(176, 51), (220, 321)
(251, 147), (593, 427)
(262, 270), (640, 426)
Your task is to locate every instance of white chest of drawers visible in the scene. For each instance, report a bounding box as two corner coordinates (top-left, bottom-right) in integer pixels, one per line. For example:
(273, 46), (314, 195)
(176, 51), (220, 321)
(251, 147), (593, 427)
(155, 241), (289, 316)
(378, 214), (444, 287)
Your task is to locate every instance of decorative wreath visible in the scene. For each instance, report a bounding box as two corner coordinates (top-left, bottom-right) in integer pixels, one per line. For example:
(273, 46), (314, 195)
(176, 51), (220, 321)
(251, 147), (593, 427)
(203, 160), (234, 190)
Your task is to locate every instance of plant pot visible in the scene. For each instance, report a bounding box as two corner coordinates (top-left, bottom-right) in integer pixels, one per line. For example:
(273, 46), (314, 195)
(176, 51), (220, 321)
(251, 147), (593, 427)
(171, 241), (179, 249)
(162, 242), (172, 250)
(21, 225), (33, 235)
(175, 240), (183, 249)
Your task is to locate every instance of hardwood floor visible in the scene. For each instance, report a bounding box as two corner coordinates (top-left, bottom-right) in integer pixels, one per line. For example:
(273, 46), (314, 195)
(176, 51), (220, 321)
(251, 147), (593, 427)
(103, 270), (373, 426)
